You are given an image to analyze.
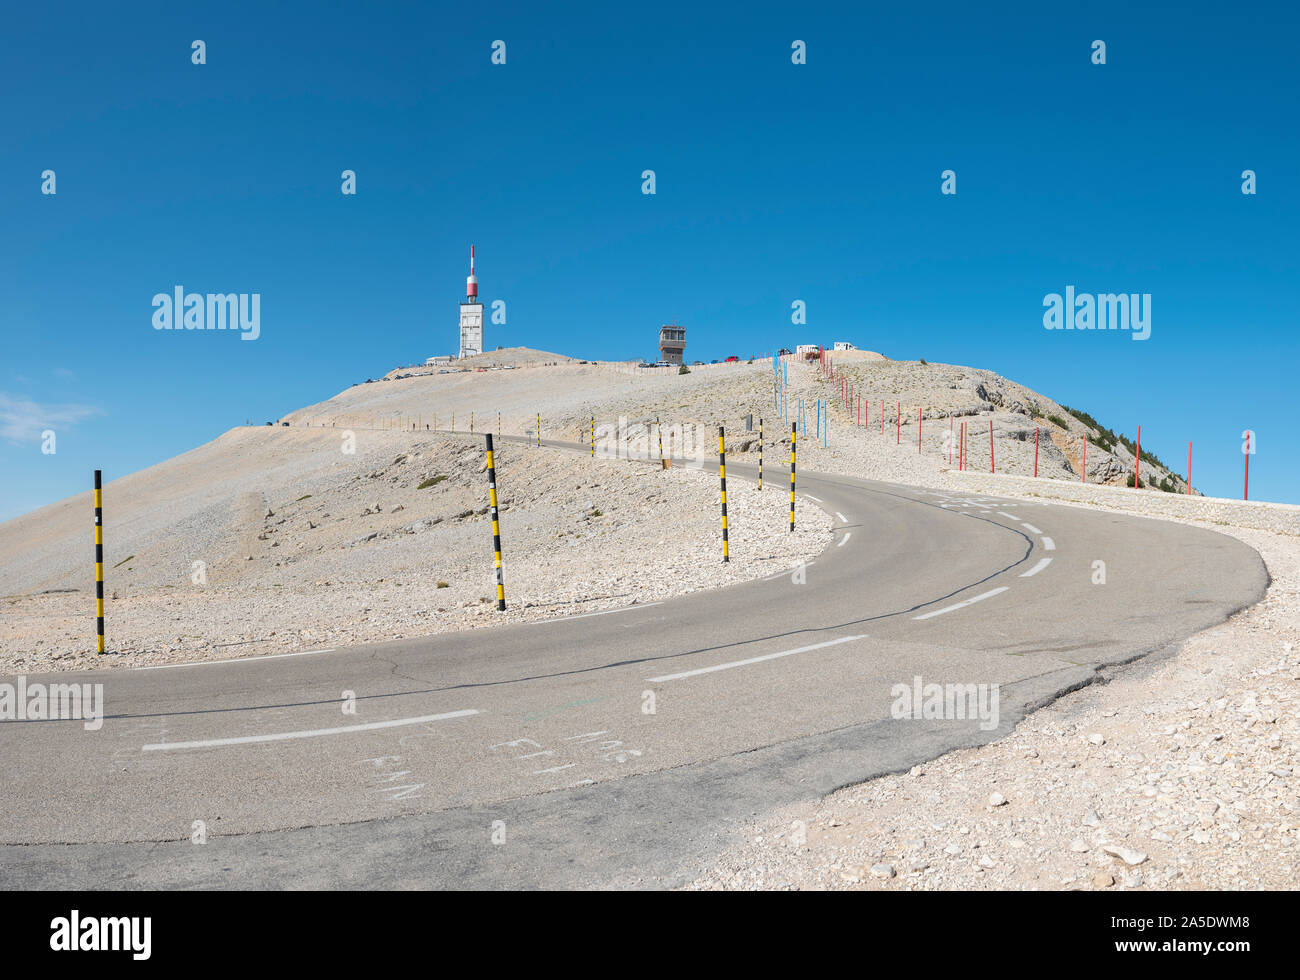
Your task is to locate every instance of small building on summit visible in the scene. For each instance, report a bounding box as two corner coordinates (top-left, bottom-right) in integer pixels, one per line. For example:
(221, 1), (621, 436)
(658, 323), (686, 365)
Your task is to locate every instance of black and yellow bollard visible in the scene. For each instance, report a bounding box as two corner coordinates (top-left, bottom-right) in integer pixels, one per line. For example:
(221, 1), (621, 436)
(591, 416), (595, 457)
(657, 417), (664, 464)
(485, 435), (507, 611)
(718, 426), (729, 562)
(471, 412), (475, 434)
(536, 413), (541, 448)
(789, 422), (796, 532)
(758, 417), (763, 490)
(94, 470), (105, 653)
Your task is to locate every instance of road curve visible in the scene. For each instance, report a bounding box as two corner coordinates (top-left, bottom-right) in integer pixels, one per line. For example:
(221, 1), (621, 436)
(0, 438), (1267, 888)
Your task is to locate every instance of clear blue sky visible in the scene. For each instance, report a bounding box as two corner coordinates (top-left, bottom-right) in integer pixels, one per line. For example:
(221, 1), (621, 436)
(2, 0), (1296, 520)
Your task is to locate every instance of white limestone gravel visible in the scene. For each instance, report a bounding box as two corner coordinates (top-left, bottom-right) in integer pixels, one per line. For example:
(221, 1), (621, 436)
(0, 429), (829, 673)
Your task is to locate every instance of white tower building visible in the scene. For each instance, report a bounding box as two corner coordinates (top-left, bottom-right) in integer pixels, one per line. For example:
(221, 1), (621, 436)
(458, 245), (484, 359)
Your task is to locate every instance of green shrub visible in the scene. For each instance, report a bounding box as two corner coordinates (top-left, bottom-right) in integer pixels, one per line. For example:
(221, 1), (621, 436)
(678, 365), (690, 375)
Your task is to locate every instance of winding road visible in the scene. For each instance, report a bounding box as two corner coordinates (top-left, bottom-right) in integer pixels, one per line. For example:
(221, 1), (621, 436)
(1, 437), (1268, 888)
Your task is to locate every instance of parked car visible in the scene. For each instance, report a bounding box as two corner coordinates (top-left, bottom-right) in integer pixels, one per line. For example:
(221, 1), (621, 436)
(777, 348), (792, 356)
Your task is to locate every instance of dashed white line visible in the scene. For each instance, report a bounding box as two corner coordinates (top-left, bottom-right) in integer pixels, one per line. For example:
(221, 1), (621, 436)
(1020, 557), (1053, 577)
(1021, 522), (1043, 535)
(142, 709), (481, 752)
(805, 494), (823, 502)
(134, 648), (337, 671)
(647, 635), (867, 683)
(835, 512), (848, 523)
(1041, 536), (1056, 551)
(837, 532), (852, 547)
(912, 587), (1010, 621)
(997, 512), (1018, 520)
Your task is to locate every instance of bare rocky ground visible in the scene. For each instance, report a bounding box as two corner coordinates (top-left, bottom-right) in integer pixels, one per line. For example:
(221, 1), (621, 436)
(0, 429), (829, 673)
(303, 348), (1194, 500)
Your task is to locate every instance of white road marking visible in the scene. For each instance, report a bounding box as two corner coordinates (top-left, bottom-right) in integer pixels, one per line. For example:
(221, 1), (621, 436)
(1041, 536), (1056, 551)
(647, 635), (867, 683)
(997, 512), (1018, 520)
(837, 532), (852, 547)
(1021, 522), (1043, 534)
(835, 512), (848, 523)
(134, 648), (337, 671)
(536, 602), (661, 624)
(1020, 557), (1053, 577)
(912, 587), (1010, 621)
(142, 709), (480, 752)
(805, 494), (823, 502)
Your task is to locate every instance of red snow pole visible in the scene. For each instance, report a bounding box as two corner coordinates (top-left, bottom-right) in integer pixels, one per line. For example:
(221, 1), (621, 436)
(1034, 426), (1039, 477)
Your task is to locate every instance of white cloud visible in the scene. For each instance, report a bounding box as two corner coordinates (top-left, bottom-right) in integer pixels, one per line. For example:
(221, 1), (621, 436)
(0, 392), (102, 445)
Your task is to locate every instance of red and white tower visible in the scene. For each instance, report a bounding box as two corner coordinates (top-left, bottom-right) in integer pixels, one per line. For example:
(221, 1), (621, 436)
(458, 245), (484, 358)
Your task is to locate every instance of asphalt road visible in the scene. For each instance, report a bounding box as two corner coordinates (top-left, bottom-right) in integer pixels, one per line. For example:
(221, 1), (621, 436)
(0, 438), (1268, 888)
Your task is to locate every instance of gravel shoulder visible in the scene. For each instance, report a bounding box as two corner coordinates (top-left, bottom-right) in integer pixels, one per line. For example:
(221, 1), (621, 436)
(0, 429), (830, 673)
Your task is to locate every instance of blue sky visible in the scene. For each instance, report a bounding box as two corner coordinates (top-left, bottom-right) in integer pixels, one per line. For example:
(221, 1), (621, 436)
(1, 0), (1296, 520)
